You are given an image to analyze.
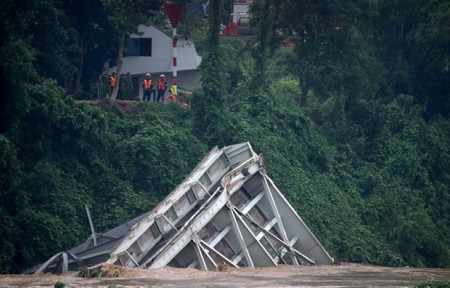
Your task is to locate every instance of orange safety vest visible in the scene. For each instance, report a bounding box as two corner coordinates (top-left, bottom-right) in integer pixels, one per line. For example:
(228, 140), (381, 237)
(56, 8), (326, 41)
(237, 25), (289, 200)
(143, 79), (153, 90)
(109, 75), (116, 87)
(158, 80), (166, 90)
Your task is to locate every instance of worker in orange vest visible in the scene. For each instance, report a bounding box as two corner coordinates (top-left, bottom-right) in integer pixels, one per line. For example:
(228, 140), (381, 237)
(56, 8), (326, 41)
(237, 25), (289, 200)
(157, 74), (167, 102)
(142, 73), (154, 101)
(108, 72), (116, 98)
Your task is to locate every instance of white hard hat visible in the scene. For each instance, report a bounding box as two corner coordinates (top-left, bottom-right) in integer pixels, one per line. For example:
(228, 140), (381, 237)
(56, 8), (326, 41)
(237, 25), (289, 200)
(160, 74), (165, 78)
(146, 73), (151, 76)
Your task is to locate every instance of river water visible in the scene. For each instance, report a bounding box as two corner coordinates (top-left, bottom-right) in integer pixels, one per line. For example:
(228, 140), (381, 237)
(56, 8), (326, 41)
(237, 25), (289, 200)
(1, 263), (449, 287)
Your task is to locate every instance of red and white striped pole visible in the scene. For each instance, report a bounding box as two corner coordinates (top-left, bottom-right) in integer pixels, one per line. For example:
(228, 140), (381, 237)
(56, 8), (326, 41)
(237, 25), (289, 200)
(164, 2), (184, 97)
(172, 27), (177, 91)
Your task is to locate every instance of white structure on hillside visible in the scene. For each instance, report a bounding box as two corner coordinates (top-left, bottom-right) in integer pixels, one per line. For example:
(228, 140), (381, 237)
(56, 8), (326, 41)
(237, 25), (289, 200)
(112, 25), (202, 100)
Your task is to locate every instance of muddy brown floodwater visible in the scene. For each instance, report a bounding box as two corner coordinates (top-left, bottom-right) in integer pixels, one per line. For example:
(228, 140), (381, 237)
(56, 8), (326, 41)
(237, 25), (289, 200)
(1, 263), (449, 288)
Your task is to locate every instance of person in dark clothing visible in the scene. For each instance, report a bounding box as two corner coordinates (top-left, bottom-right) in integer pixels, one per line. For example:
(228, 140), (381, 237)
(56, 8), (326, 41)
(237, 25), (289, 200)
(98, 68), (109, 98)
(123, 72), (133, 100)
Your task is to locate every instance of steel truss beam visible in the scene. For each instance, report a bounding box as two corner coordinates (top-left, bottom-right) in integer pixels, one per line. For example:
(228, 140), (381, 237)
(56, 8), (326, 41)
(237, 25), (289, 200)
(29, 143), (333, 274)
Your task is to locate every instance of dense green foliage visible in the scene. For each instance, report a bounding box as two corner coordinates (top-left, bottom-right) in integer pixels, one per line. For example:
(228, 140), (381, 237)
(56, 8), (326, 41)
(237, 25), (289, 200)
(416, 279), (450, 288)
(1, 0), (449, 273)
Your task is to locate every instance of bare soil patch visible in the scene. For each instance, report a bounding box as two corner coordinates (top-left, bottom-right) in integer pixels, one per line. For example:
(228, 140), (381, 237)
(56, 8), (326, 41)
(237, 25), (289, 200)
(75, 98), (140, 115)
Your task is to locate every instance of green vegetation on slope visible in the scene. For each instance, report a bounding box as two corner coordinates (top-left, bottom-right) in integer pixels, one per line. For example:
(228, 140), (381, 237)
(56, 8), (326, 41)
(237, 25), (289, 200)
(1, 0), (449, 273)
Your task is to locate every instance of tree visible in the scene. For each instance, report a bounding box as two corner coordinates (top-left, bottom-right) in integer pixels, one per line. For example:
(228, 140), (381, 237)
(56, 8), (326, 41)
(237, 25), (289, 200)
(246, 0), (276, 116)
(249, 0), (276, 88)
(275, 1), (378, 108)
(62, 0), (115, 98)
(191, 0), (228, 146)
(0, 0), (38, 135)
(0, 135), (24, 273)
(21, 0), (80, 91)
(370, 0), (450, 117)
(101, 0), (160, 99)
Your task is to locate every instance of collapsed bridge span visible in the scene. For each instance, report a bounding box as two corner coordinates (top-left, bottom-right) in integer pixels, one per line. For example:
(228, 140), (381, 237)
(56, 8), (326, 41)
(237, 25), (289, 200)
(27, 142), (333, 274)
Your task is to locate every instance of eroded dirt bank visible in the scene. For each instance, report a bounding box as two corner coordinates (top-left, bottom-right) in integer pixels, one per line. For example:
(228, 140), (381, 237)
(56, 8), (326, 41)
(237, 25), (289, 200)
(1, 263), (449, 288)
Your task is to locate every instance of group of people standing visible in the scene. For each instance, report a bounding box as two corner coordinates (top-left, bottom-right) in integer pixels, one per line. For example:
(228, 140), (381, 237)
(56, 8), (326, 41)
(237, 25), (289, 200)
(98, 68), (133, 100)
(98, 69), (167, 102)
(142, 73), (167, 102)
